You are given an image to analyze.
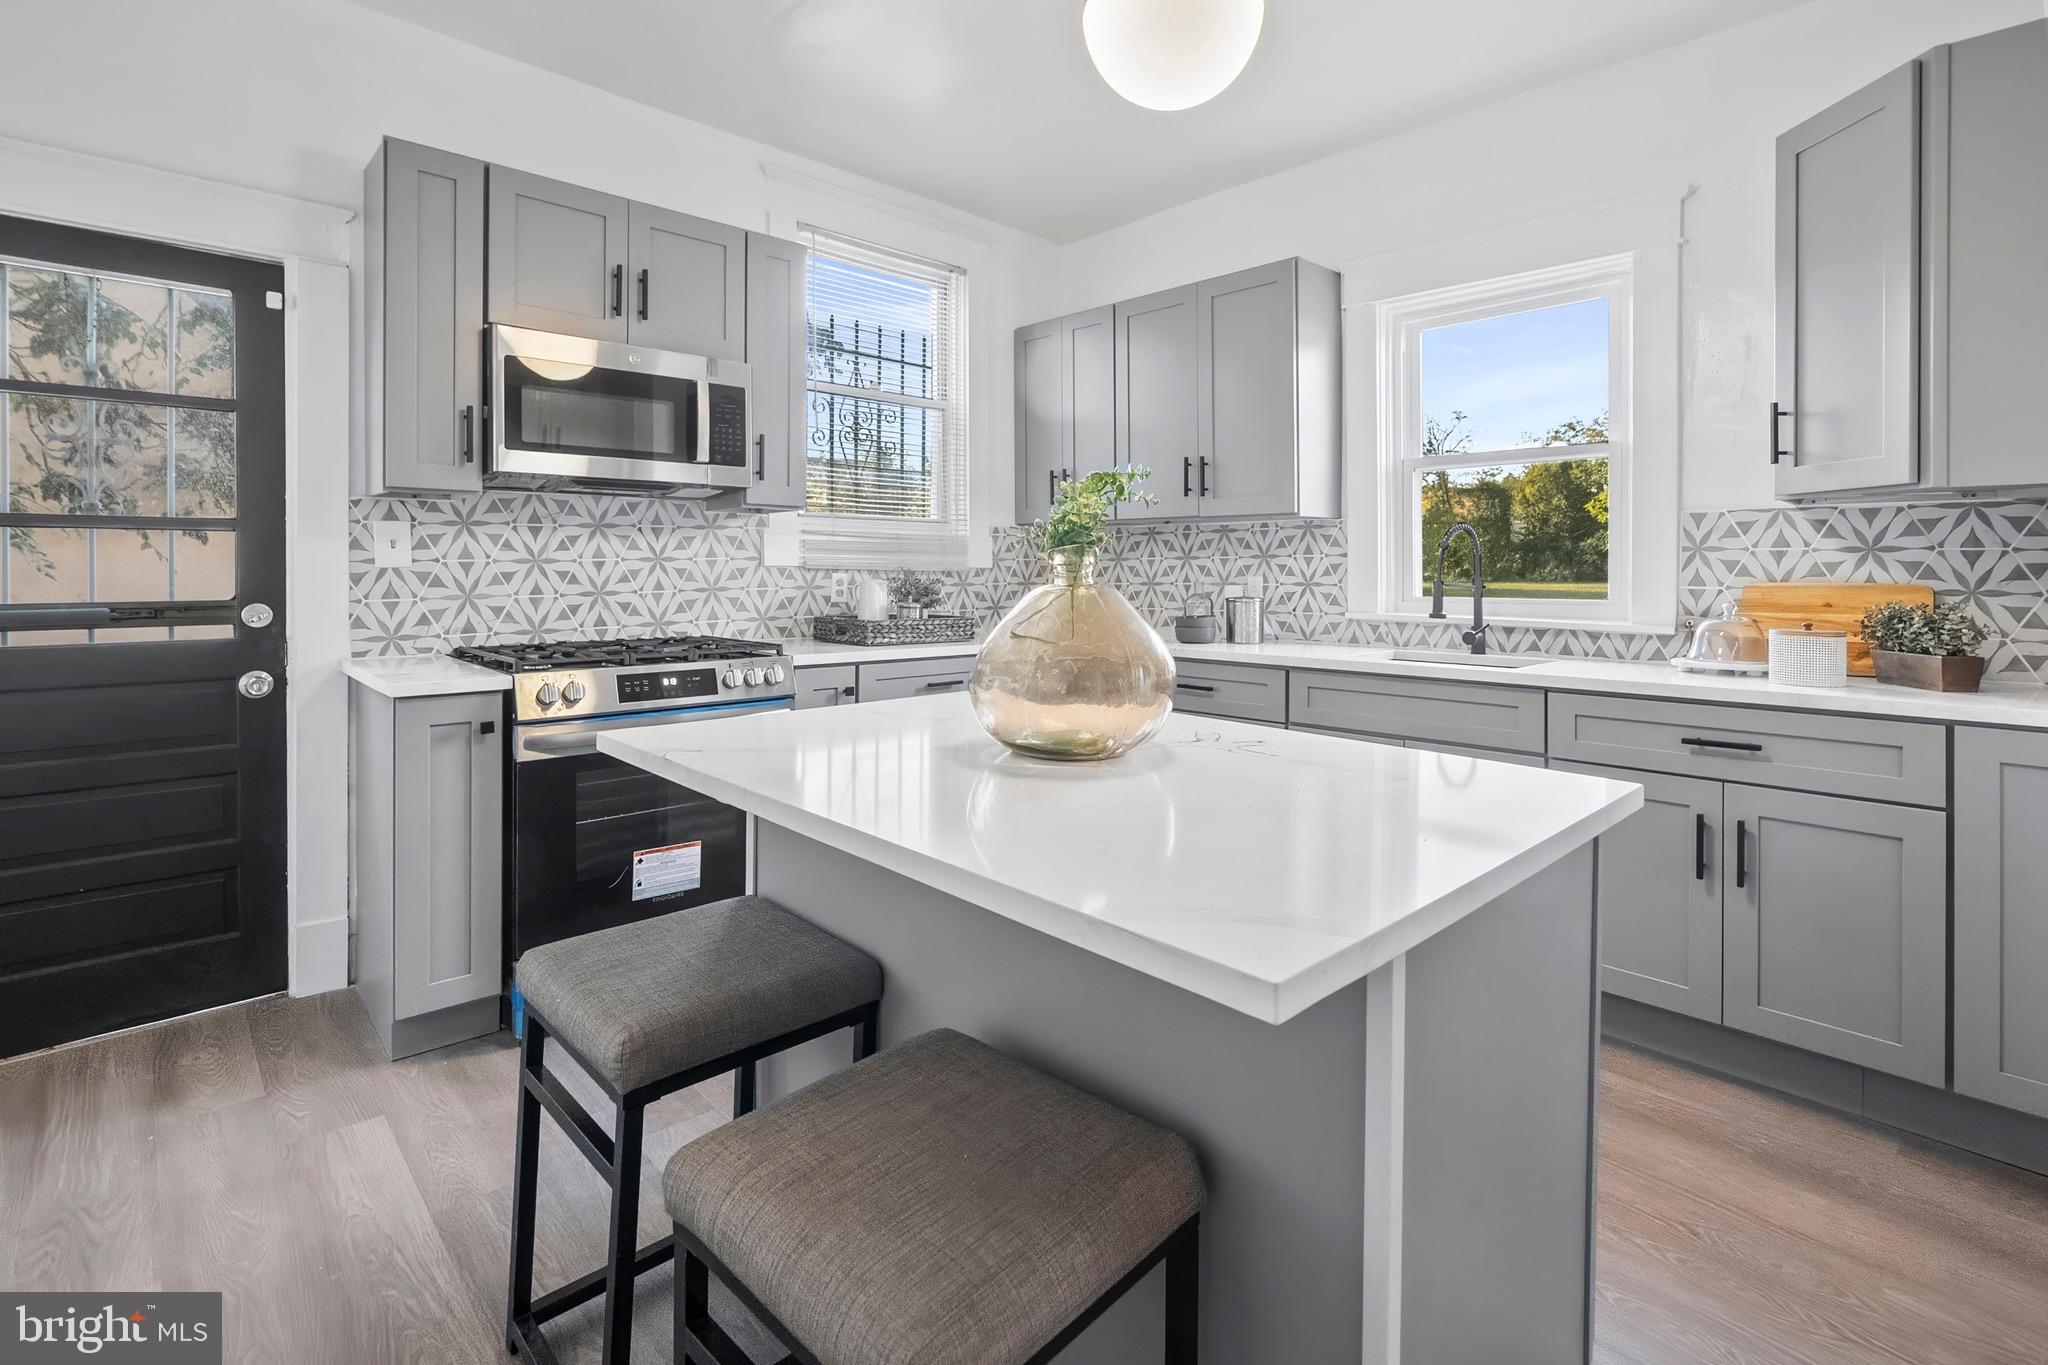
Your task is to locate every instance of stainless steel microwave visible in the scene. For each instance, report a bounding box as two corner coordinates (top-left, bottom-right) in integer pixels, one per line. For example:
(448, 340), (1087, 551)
(487, 324), (751, 496)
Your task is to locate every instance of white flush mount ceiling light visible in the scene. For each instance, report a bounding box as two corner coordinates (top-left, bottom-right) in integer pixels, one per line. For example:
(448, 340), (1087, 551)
(1083, 0), (1265, 111)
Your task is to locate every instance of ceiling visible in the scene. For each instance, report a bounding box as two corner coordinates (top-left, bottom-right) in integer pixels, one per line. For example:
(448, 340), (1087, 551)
(349, 0), (1807, 241)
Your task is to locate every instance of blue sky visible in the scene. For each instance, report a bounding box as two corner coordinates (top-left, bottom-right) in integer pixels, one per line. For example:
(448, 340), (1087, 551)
(1420, 297), (1608, 451)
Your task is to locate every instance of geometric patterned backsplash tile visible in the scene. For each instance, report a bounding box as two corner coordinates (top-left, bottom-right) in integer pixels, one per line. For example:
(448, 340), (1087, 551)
(349, 493), (2048, 684)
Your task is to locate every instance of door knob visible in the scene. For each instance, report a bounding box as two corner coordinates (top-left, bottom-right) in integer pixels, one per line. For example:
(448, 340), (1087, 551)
(238, 670), (275, 699)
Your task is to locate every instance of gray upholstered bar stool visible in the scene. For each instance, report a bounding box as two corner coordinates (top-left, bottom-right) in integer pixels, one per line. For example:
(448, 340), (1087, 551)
(663, 1028), (1206, 1365)
(505, 896), (882, 1365)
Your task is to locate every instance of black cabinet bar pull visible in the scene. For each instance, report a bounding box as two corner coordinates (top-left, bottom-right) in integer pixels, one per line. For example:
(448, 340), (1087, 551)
(1048, 469), (1057, 504)
(638, 269), (650, 321)
(1735, 819), (1749, 890)
(755, 433), (767, 479)
(923, 679), (964, 690)
(1175, 682), (1217, 694)
(1183, 456), (1192, 498)
(611, 264), (624, 317)
(840, 686), (856, 698)
(1680, 736), (1764, 753)
(460, 404), (475, 463)
(1198, 456), (1210, 497)
(1768, 401), (1792, 465)
(1694, 812), (1707, 882)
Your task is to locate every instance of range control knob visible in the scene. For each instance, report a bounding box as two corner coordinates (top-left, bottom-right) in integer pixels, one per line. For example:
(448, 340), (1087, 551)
(535, 682), (560, 708)
(562, 680), (587, 705)
(722, 668), (741, 688)
(766, 665), (786, 686)
(743, 667), (763, 687)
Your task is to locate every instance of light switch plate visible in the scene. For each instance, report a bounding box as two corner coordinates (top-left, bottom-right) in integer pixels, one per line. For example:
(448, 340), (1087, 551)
(372, 519), (413, 568)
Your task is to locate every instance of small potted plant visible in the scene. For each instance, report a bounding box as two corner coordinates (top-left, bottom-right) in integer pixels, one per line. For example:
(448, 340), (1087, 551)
(887, 570), (946, 621)
(1858, 599), (1989, 692)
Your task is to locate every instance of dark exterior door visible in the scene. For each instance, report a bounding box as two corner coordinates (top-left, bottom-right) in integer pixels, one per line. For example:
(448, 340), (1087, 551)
(0, 215), (286, 1057)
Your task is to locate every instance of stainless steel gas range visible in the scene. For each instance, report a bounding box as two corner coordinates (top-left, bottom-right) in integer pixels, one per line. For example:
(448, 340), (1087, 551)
(449, 635), (795, 973)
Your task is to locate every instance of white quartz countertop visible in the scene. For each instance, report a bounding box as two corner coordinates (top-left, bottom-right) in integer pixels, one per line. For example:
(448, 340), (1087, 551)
(598, 695), (1642, 1023)
(779, 637), (983, 667)
(343, 655), (513, 697)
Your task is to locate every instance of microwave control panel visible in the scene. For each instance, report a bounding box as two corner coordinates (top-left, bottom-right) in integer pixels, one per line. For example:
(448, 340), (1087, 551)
(706, 383), (748, 467)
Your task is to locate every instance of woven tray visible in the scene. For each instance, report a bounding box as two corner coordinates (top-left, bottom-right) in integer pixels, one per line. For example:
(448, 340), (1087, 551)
(810, 614), (979, 647)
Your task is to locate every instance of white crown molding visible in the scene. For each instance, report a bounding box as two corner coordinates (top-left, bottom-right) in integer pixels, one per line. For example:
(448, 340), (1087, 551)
(758, 160), (996, 248)
(0, 133), (354, 265)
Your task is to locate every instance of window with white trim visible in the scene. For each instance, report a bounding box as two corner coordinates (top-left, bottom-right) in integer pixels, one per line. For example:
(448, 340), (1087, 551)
(793, 225), (970, 569)
(1377, 255), (1637, 624)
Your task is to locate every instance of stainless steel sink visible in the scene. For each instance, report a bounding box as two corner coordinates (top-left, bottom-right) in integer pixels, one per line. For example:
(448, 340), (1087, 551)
(1388, 649), (1548, 670)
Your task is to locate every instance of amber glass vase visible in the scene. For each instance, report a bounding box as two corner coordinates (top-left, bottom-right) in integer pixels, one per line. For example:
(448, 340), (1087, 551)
(968, 546), (1176, 760)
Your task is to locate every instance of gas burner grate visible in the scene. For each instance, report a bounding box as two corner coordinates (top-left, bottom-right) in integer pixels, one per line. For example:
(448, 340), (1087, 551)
(451, 635), (786, 672)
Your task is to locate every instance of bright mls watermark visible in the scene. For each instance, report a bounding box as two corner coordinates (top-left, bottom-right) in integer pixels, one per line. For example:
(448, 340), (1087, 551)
(1, 1294), (220, 1363)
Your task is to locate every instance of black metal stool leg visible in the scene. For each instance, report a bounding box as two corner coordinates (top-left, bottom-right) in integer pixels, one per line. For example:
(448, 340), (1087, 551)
(732, 1061), (757, 1118)
(599, 1095), (648, 1365)
(505, 1019), (546, 1353)
(1164, 1216), (1200, 1365)
(855, 1000), (880, 1061)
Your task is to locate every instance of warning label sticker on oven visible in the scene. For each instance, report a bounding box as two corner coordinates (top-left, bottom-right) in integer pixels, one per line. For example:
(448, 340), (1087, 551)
(632, 841), (703, 901)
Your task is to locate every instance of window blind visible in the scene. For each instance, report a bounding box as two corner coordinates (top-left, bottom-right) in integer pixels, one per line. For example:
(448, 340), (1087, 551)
(794, 225), (972, 569)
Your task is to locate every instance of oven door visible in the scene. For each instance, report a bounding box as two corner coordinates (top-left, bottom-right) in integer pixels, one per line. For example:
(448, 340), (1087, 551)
(489, 324), (750, 491)
(507, 699), (787, 960)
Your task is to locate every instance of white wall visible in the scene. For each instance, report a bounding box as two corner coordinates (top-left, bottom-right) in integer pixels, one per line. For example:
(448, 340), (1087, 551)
(1057, 0), (2040, 513)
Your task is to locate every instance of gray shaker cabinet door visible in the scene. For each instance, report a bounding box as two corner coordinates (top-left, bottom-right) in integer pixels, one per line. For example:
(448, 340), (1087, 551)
(1197, 260), (1298, 518)
(1721, 784), (1945, 1085)
(793, 664), (859, 710)
(1061, 305), (1117, 486)
(375, 140), (485, 493)
(1954, 726), (2048, 1119)
(631, 203), (746, 358)
(1555, 761), (1723, 1023)
(1015, 318), (1062, 524)
(486, 166), (630, 341)
(1773, 60), (1919, 497)
(1936, 21), (2048, 490)
(744, 232), (808, 509)
(390, 695), (503, 1020)
(1115, 285), (1200, 520)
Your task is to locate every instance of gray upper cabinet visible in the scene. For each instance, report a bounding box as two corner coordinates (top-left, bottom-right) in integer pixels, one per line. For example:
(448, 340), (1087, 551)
(1012, 256), (1339, 525)
(632, 204), (746, 358)
(1015, 318), (1063, 524)
(1924, 20), (2048, 491)
(487, 166), (630, 341)
(1773, 61), (1920, 499)
(1953, 726), (2048, 1120)
(1061, 305), (1117, 490)
(362, 138), (485, 496)
(1116, 285), (1200, 520)
(1720, 783), (1946, 1086)
(744, 232), (808, 509)
(1557, 761), (1723, 1023)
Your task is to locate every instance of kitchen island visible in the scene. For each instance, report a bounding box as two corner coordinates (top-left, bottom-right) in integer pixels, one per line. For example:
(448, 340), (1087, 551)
(600, 696), (1641, 1364)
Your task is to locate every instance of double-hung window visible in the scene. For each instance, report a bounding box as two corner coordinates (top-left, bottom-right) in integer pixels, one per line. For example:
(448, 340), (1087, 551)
(1383, 256), (1631, 623)
(792, 225), (971, 568)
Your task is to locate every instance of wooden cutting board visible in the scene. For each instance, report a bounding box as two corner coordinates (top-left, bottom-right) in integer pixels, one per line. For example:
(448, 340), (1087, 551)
(1738, 581), (1935, 677)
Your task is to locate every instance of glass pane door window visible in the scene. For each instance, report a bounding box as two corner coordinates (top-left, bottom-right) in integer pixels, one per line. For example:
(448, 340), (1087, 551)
(2, 258), (239, 643)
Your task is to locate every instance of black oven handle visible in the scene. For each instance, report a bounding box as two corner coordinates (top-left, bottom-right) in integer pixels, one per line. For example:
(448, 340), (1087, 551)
(513, 698), (792, 762)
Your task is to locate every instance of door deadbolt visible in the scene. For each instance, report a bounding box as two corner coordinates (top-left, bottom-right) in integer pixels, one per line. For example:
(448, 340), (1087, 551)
(238, 670), (275, 699)
(240, 602), (274, 628)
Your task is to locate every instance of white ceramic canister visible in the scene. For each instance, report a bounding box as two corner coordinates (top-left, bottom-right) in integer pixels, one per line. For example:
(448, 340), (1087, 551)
(855, 579), (891, 622)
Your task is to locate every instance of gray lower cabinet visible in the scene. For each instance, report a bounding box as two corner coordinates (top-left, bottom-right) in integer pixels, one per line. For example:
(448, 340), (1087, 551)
(1289, 670), (1545, 755)
(629, 202), (745, 357)
(857, 657), (975, 702)
(1172, 659), (1286, 724)
(744, 232), (808, 509)
(1556, 761), (1723, 1023)
(361, 138), (485, 495)
(486, 165), (630, 341)
(1015, 318), (1062, 523)
(1721, 783), (1946, 1086)
(351, 688), (503, 1060)
(1953, 727), (2048, 1119)
(1115, 284), (1199, 520)
(794, 664), (858, 710)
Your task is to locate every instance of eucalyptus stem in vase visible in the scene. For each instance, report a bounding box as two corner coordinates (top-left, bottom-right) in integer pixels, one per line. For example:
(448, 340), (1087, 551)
(968, 468), (1176, 760)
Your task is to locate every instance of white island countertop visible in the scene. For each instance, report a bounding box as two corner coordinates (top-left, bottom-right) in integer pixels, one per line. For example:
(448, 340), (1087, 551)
(599, 695), (1642, 1023)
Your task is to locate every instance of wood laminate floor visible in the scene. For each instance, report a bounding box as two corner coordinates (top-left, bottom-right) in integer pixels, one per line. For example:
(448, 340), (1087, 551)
(3, 991), (2047, 1364)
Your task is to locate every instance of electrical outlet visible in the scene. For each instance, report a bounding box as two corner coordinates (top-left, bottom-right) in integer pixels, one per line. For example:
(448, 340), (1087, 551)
(830, 571), (852, 604)
(372, 519), (413, 568)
